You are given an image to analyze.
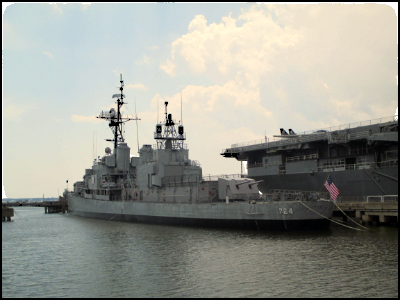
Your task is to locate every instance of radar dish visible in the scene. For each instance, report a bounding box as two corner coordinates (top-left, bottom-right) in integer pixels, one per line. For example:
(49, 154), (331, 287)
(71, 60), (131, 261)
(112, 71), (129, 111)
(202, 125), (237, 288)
(105, 147), (111, 154)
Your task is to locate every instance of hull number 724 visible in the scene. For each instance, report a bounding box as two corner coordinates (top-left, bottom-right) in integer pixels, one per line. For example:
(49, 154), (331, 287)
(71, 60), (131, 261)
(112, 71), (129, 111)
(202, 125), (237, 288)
(279, 208), (294, 215)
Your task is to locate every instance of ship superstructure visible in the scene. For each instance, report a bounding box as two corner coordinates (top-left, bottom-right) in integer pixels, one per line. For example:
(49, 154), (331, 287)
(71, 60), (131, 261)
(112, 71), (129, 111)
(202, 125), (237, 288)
(222, 117), (398, 201)
(67, 75), (334, 230)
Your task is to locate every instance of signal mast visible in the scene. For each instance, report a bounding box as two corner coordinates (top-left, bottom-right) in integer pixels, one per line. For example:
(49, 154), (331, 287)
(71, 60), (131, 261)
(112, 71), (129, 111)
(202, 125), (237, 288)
(97, 74), (140, 151)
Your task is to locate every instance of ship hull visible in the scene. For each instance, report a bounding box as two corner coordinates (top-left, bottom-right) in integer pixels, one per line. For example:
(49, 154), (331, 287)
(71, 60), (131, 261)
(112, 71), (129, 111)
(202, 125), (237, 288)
(67, 194), (334, 231)
(252, 167), (398, 198)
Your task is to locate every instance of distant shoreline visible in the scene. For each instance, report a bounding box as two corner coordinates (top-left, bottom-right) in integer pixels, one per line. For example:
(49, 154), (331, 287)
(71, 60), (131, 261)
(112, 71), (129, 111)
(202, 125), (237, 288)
(2, 198), (59, 203)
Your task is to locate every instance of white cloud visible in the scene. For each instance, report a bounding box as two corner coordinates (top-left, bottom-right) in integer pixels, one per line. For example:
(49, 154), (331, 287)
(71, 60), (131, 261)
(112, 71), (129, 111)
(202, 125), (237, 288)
(137, 80), (274, 174)
(126, 83), (148, 90)
(165, 8), (302, 84)
(152, 4), (397, 175)
(3, 21), (32, 51)
(147, 45), (159, 50)
(50, 3), (63, 14)
(162, 4), (396, 127)
(135, 55), (150, 65)
(43, 51), (53, 59)
(4, 104), (24, 120)
(3, 103), (35, 120)
(159, 60), (176, 77)
(82, 3), (91, 10)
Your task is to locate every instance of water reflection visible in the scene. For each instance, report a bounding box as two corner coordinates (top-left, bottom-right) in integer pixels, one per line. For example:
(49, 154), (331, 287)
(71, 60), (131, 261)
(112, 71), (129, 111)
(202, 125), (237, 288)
(2, 208), (398, 297)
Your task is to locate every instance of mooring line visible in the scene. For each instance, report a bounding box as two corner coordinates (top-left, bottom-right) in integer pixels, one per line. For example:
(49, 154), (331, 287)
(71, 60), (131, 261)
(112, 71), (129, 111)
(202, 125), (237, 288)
(108, 214), (119, 221)
(320, 199), (370, 230)
(14, 210), (29, 221)
(332, 200), (370, 230)
(297, 201), (366, 231)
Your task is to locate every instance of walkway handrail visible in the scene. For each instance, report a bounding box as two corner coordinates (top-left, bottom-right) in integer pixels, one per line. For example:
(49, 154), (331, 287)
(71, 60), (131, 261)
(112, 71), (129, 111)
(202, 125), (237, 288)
(227, 115), (397, 150)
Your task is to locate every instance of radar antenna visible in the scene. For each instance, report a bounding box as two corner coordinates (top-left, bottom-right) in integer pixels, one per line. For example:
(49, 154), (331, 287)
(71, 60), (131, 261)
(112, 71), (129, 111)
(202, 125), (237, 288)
(154, 101), (186, 150)
(97, 74), (140, 151)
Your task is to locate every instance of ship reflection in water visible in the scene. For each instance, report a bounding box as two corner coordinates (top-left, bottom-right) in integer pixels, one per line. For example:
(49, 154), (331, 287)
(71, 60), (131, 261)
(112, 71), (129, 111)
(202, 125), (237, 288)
(2, 207), (398, 298)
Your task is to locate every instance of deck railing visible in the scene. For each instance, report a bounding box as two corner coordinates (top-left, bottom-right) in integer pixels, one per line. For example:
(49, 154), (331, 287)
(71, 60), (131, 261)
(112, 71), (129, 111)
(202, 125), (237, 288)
(202, 174), (243, 182)
(367, 195), (398, 203)
(286, 154), (318, 162)
(247, 159), (397, 171)
(225, 115), (397, 152)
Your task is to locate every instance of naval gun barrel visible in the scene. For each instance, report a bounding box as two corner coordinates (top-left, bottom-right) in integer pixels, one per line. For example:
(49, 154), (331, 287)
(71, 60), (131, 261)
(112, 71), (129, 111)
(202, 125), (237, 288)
(235, 179), (263, 186)
(235, 180), (252, 186)
(249, 180), (263, 186)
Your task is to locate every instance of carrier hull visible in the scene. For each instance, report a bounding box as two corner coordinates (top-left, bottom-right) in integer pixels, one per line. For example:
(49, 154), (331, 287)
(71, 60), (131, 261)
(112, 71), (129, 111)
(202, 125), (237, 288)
(254, 167), (398, 197)
(67, 194), (334, 231)
(222, 117), (398, 200)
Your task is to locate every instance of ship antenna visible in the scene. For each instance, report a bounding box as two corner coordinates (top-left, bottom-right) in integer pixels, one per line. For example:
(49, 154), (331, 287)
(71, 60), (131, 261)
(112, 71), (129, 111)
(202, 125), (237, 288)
(96, 73), (141, 151)
(181, 91), (183, 125)
(135, 96), (139, 153)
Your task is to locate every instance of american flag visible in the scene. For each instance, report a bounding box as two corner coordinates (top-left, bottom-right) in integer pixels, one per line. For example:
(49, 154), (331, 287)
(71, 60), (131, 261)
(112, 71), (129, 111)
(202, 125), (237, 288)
(324, 176), (340, 201)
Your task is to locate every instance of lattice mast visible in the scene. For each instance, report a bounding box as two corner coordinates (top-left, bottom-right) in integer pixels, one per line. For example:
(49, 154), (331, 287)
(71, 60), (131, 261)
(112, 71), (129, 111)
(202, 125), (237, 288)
(97, 74), (140, 151)
(154, 101), (186, 150)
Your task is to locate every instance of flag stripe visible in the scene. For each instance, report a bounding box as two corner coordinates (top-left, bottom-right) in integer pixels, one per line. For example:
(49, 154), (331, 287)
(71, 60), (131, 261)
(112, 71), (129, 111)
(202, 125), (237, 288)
(324, 176), (340, 200)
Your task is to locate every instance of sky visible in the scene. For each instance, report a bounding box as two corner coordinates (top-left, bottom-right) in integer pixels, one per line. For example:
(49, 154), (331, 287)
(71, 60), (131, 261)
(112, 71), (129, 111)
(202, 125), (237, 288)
(3, 3), (398, 198)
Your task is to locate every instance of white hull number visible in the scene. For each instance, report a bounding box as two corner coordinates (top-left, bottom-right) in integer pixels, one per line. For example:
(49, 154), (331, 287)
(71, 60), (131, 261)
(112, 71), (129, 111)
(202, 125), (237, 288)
(279, 208), (294, 215)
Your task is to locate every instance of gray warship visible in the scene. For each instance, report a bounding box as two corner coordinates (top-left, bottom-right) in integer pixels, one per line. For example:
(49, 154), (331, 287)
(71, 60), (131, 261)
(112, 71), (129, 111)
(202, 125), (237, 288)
(67, 75), (334, 230)
(222, 115), (398, 202)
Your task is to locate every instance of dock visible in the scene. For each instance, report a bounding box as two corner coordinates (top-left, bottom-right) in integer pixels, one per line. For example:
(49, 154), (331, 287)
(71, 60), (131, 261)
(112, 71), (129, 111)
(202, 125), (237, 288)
(3, 196), (68, 214)
(2, 206), (14, 222)
(334, 198), (398, 225)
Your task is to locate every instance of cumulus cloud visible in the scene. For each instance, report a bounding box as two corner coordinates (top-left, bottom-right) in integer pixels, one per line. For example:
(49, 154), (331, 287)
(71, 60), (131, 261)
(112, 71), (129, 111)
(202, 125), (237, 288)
(165, 8), (302, 85)
(162, 4), (396, 125)
(159, 60), (176, 77)
(136, 80), (275, 174)
(152, 4), (397, 175)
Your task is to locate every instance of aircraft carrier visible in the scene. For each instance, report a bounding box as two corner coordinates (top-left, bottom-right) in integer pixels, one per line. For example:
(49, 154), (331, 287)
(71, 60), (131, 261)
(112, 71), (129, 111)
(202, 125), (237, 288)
(222, 116), (398, 202)
(66, 75), (334, 230)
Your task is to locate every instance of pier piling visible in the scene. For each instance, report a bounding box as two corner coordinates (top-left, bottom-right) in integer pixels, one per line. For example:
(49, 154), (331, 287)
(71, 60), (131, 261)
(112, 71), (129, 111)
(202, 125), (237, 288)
(334, 201), (398, 226)
(2, 206), (14, 222)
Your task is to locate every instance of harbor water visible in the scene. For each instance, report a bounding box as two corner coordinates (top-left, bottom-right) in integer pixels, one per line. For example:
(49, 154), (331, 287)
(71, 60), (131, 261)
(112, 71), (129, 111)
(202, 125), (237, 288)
(2, 207), (398, 298)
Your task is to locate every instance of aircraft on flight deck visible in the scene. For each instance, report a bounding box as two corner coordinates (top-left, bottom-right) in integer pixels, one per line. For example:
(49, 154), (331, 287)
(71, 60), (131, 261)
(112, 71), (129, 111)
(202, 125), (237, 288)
(272, 128), (328, 138)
